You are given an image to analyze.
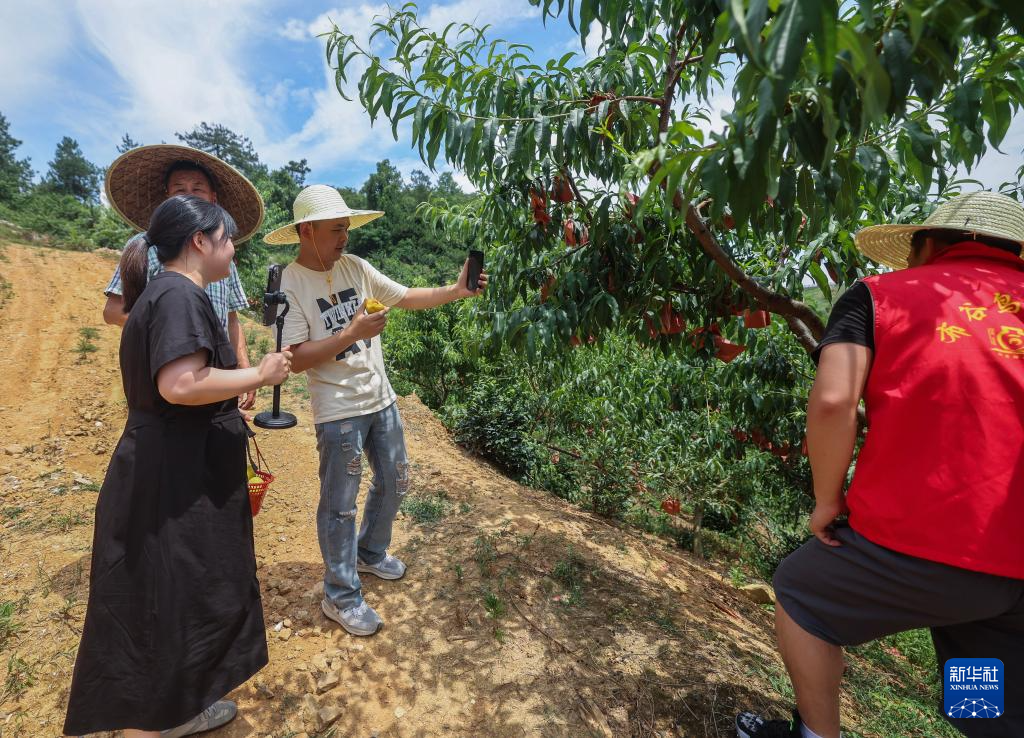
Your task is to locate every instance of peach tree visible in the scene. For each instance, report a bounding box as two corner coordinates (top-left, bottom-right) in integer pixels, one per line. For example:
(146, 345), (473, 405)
(322, 2), (1024, 547)
(325, 0), (1024, 359)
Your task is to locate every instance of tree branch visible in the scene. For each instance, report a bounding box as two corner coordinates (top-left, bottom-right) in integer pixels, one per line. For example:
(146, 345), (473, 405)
(684, 205), (826, 343)
(658, 24), (690, 134)
(618, 95), (666, 105)
(560, 166), (593, 222)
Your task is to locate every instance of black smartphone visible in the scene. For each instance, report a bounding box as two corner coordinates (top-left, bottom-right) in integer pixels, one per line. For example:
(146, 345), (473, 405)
(261, 264), (284, 326)
(467, 249), (484, 290)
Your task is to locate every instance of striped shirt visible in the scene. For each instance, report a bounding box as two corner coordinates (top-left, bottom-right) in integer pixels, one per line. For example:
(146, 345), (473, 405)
(104, 233), (248, 329)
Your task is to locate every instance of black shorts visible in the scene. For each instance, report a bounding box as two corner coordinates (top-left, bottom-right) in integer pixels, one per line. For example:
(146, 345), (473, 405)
(773, 523), (1024, 738)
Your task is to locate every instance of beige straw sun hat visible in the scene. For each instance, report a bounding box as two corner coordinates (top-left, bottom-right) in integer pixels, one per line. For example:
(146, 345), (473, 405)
(855, 191), (1024, 270)
(105, 144), (265, 244)
(263, 184), (384, 245)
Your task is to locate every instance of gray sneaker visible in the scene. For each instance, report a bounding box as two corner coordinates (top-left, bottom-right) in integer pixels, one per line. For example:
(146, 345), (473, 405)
(321, 597), (382, 636)
(357, 553), (407, 580)
(161, 700), (237, 738)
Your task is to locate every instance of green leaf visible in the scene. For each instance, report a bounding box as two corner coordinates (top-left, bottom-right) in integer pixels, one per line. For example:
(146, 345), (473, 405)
(857, 0), (875, 30)
(580, 0), (596, 47)
(950, 78), (983, 128)
(791, 104), (826, 167)
(982, 86), (1012, 151)
(445, 111), (458, 156)
(390, 97), (410, 141)
(903, 5), (925, 45)
(564, 110), (577, 156)
(535, 114), (547, 159)
(880, 29), (912, 109)
(484, 117), (497, 162)
(426, 112), (446, 170)
(765, 0), (813, 100)
(807, 261), (832, 302)
(807, 0), (837, 66)
(412, 98), (429, 151)
(838, 26), (891, 128)
(506, 122), (521, 158)
(855, 144), (889, 196)
(905, 119), (937, 167)
(729, 0), (767, 67)
(796, 166), (818, 230)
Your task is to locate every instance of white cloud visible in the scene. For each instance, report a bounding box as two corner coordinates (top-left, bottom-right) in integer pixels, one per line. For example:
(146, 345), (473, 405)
(268, 0), (540, 180)
(279, 18), (312, 42)
(72, 0), (272, 146)
(420, 0), (539, 32)
(0, 1), (75, 105)
(259, 4), (390, 175)
(450, 170), (478, 193)
(3, 0), (552, 187)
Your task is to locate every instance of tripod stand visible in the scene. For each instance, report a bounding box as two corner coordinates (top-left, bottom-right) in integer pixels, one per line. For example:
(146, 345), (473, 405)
(254, 267), (297, 430)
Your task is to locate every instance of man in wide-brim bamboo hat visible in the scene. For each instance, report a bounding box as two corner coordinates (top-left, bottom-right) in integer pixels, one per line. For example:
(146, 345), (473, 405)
(101, 144), (266, 410)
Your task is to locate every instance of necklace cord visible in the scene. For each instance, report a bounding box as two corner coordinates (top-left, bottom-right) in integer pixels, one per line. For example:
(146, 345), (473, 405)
(311, 229), (333, 292)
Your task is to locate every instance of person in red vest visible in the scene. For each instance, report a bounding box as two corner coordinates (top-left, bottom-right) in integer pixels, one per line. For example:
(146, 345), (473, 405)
(735, 191), (1024, 738)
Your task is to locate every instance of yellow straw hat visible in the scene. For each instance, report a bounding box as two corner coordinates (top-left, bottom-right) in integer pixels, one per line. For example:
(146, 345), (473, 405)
(263, 185), (384, 245)
(855, 191), (1024, 270)
(105, 144), (265, 244)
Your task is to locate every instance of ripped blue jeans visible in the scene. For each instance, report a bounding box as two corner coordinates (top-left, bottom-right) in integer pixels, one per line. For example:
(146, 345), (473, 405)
(314, 401), (410, 610)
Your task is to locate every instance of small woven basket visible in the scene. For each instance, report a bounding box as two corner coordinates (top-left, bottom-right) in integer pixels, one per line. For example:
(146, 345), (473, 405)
(246, 433), (274, 516)
(248, 468), (274, 516)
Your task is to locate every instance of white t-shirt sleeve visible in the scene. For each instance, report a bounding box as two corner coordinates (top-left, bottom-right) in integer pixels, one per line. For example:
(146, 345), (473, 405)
(279, 270), (311, 347)
(359, 257), (408, 306)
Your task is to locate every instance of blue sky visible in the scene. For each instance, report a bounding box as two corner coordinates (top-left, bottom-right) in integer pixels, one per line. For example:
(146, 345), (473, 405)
(2, 1), (1022, 194)
(1, 0), (577, 191)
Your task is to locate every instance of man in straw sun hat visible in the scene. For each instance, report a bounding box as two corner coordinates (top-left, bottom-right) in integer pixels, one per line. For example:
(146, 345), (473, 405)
(102, 144), (265, 410)
(267, 184), (487, 637)
(736, 191), (1024, 738)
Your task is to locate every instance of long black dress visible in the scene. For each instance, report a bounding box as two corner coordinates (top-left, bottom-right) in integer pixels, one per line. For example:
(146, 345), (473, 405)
(63, 271), (267, 735)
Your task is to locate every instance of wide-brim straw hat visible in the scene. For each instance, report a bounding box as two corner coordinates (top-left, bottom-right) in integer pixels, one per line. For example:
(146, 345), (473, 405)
(264, 184), (384, 245)
(105, 144), (265, 244)
(855, 191), (1024, 269)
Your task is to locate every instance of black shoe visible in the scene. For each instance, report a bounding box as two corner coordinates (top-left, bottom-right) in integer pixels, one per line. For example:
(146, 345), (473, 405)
(735, 709), (802, 738)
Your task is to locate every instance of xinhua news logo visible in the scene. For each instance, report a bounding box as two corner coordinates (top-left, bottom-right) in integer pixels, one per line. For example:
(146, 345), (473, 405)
(944, 658), (1004, 719)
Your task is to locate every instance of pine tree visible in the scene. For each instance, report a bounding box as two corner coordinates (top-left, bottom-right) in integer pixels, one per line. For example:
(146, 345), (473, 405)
(0, 112), (33, 203)
(43, 137), (99, 203)
(175, 122), (265, 179)
(116, 133), (141, 154)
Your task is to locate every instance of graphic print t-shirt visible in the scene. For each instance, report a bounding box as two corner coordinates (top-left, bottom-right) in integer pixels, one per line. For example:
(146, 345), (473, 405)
(279, 256), (408, 424)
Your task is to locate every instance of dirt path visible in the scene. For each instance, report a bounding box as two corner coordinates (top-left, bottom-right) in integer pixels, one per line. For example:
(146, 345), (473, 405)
(0, 241), (801, 738)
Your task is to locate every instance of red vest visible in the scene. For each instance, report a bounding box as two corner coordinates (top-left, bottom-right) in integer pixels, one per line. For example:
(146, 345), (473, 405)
(850, 242), (1024, 579)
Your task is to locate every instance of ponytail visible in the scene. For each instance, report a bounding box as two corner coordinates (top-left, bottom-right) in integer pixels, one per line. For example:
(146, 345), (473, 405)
(119, 195), (236, 313)
(120, 234), (152, 313)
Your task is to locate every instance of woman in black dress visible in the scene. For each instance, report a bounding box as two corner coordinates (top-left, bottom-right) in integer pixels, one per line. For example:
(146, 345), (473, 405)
(64, 195), (292, 737)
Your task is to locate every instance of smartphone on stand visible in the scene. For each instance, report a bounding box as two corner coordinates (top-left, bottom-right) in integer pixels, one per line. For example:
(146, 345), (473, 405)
(467, 249), (484, 291)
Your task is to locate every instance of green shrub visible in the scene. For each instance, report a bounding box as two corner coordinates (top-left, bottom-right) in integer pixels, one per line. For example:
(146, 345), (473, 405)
(447, 376), (544, 480)
(1, 192), (133, 251)
(385, 303), (817, 572)
(400, 491), (449, 525)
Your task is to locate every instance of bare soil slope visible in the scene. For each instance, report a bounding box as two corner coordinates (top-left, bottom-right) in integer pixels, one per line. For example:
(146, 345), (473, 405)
(0, 241), (837, 738)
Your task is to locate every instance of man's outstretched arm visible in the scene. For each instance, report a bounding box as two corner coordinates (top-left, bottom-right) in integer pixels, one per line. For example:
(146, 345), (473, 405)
(395, 259), (487, 310)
